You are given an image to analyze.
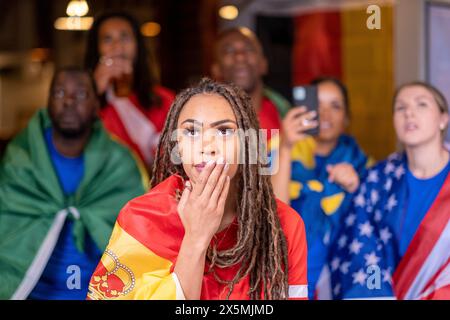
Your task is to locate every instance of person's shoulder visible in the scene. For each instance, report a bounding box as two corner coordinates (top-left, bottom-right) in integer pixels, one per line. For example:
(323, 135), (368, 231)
(1, 109), (45, 166)
(368, 152), (404, 174)
(263, 87), (290, 105)
(117, 175), (183, 227)
(92, 123), (145, 176)
(114, 176), (185, 254)
(123, 175), (182, 211)
(97, 123), (135, 157)
(154, 85), (175, 103)
(98, 103), (115, 117)
(263, 87), (291, 118)
(276, 199), (305, 236)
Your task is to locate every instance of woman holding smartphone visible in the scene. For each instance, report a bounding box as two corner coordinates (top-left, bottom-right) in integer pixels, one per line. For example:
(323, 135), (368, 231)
(271, 77), (371, 299)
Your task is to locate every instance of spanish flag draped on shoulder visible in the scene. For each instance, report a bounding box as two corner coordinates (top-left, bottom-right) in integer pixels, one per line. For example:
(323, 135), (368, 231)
(87, 175), (309, 300)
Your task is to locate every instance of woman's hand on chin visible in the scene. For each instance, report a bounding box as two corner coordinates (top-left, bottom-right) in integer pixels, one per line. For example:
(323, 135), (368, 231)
(177, 157), (231, 249)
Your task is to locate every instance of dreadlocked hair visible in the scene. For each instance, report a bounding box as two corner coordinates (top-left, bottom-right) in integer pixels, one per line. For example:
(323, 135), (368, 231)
(150, 78), (289, 299)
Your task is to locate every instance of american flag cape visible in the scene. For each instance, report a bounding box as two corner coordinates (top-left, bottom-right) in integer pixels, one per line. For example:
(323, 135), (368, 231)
(326, 153), (450, 299)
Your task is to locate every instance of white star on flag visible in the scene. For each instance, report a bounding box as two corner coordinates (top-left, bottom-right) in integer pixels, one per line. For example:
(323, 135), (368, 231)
(395, 166), (405, 179)
(331, 257), (341, 271)
(358, 221), (374, 237)
(349, 239), (364, 254)
(385, 194), (397, 211)
(345, 213), (357, 227)
(374, 210), (383, 222)
(340, 261), (351, 274)
(388, 153), (400, 161)
(370, 190), (379, 205)
(352, 269), (368, 286)
(384, 178), (393, 192)
(360, 183), (367, 194)
(379, 227), (392, 244)
(323, 231), (331, 245)
(384, 162), (395, 174)
(367, 170), (379, 183)
(333, 284), (341, 296)
(364, 251), (380, 266)
(354, 193), (366, 207)
(382, 268), (392, 284)
(338, 235), (348, 248)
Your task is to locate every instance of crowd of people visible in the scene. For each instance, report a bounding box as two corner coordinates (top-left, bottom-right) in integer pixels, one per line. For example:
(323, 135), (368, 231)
(0, 11), (448, 300)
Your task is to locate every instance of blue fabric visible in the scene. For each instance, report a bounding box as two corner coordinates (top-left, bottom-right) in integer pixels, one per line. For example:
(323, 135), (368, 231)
(305, 156), (334, 298)
(328, 153), (450, 299)
(307, 228), (328, 299)
(289, 135), (369, 299)
(43, 128), (84, 195)
(314, 155), (327, 174)
(399, 160), (450, 257)
(29, 221), (102, 300)
(29, 128), (101, 300)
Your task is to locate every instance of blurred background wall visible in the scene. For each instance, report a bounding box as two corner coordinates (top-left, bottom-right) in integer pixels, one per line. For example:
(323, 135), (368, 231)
(1, 0), (449, 160)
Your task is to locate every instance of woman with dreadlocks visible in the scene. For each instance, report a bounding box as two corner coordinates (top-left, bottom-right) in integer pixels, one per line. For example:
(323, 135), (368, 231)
(87, 78), (307, 300)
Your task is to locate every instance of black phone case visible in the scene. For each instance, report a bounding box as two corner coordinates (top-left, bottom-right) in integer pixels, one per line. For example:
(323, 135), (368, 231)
(292, 85), (319, 136)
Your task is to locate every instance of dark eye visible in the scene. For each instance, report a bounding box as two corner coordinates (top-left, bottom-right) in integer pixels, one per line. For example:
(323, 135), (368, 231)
(101, 35), (113, 44)
(183, 128), (200, 138)
(217, 127), (235, 137)
(395, 104), (405, 111)
(244, 45), (256, 54)
(223, 46), (235, 55)
(331, 102), (343, 110)
(418, 102), (428, 108)
(75, 90), (88, 100)
(121, 32), (132, 42)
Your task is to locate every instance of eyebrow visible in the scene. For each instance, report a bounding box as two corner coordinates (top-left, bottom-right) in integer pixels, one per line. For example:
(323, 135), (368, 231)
(180, 119), (237, 127)
(396, 95), (431, 104)
(53, 83), (90, 90)
(414, 95), (432, 101)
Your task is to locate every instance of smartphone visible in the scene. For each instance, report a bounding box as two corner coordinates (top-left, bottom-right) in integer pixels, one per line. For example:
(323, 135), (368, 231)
(292, 85), (319, 136)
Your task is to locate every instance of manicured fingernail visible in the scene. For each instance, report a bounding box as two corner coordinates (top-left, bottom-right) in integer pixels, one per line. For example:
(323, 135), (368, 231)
(224, 163), (230, 171)
(207, 159), (215, 166)
(217, 157), (225, 164)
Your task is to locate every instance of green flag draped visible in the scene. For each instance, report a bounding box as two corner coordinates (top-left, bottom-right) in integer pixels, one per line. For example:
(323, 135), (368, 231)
(263, 86), (292, 119)
(0, 109), (146, 299)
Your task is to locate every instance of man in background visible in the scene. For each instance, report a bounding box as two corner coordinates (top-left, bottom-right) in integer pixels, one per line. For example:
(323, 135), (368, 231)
(0, 67), (146, 300)
(211, 27), (292, 140)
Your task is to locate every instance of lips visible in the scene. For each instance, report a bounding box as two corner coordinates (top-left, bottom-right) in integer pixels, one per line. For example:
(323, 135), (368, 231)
(320, 121), (332, 130)
(60, 113), (78, 120)
(232, 65), (250, 78)
(59, 111), (80, 124)
(194, 162), (208, 173)
(404, 122), (418, 132)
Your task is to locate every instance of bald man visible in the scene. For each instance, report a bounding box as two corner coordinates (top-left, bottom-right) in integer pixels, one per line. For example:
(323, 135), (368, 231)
(211, 27), (291, 140)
